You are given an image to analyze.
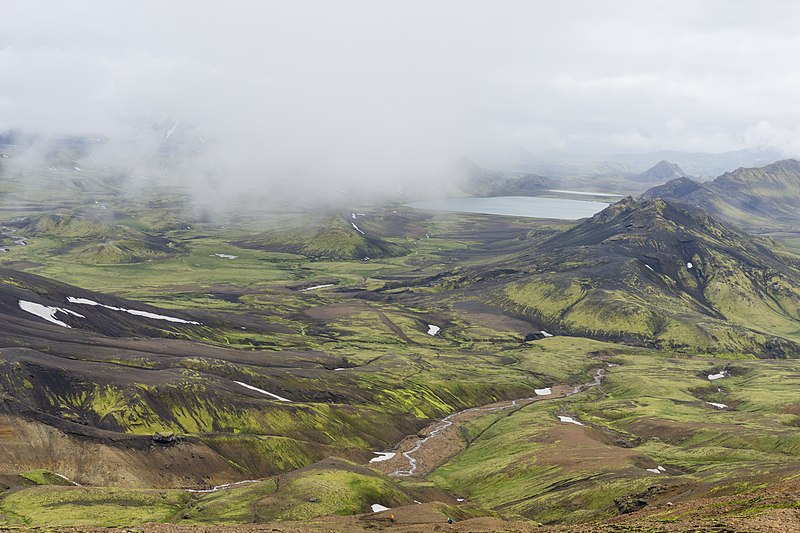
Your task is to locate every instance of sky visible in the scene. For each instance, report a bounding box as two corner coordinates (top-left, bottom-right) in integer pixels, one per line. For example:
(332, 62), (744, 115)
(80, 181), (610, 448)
(2, 1), (800, 197)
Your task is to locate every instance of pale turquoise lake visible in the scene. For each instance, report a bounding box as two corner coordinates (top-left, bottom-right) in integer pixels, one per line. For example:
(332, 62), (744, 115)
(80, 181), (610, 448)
(407, 195), (612, 220)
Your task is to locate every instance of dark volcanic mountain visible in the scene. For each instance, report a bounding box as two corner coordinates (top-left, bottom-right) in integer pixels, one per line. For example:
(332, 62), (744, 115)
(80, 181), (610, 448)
(437, 198), (800, 356)
(635, 160), (686, 183)
(641, 159), (800, 232)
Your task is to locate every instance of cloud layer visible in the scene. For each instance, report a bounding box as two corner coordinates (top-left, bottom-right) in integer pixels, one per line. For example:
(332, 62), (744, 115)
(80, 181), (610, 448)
(2, 0), (800, 199)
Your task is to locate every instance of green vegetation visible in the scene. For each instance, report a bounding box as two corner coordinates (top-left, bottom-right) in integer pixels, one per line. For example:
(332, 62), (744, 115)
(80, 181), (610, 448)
(1, 158), (800, 530)
(18, 470), (75, 487)
(0, 486), (192, 527)
(498, 198), (800, 356)
(430, 348), (800, 524)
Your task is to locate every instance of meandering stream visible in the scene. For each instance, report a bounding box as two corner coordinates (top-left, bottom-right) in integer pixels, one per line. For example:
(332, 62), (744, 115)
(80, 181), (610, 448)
(184, 368), (607, 492)
(390, 368), (605, 477)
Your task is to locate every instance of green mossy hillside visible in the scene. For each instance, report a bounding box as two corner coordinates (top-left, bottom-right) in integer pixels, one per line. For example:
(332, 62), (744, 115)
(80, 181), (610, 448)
(498, 199), (800, 356)
(234, 215), (409, 260)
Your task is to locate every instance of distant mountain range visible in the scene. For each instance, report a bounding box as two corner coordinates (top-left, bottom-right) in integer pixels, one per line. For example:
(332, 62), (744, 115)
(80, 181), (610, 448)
(456, 162), (551, 197)
(642, 159), (800, 232)
(477, 146), (785, 179)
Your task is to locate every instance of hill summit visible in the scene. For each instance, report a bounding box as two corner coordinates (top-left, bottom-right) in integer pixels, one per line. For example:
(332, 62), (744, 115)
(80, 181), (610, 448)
(498, 197), (800, 356)
(636, 160), (686, 182)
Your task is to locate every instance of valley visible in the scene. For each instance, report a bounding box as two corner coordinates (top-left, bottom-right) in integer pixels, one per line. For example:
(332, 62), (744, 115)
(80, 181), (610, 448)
(1, 153), (800, 531)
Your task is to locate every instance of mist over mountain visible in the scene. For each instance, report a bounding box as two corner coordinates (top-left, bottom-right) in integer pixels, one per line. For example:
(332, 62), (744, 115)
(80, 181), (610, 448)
(3, 1), (800, 212)
(477, 147), (785, 180)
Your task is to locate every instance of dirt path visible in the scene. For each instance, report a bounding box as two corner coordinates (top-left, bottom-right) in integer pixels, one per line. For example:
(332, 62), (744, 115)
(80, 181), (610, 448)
(376, 310), (415, 344)
(368, 367), (605, 478)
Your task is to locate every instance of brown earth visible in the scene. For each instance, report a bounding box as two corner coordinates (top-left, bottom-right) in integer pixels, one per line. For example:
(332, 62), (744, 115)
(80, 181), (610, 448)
(35, 498), (800, 533)
(0, 414), (239, 488)
(42, 475), (800, 533)
(303, 301), (417, 343)
(547, 475), (800, 532)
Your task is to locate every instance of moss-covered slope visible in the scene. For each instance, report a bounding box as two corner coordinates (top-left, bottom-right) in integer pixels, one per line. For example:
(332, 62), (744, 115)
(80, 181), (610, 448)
(235, 215), (409, 260)
(490, 198), (800, 355)
(642, 158), (800, 232)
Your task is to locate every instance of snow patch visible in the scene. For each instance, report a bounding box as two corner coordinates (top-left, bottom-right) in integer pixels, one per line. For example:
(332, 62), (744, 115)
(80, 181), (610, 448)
(540, 330), (554, 338)
(66, 297), (114, 308)
(233, 381), (291, 402)
(427, 324), (440, 336)
(19, 301), (84, 328)
(646, 468), (662, 474)
(645, 264), (654, 271)
(67, 296), (201, 325)
(301, 284), (334, 292)
(369, 452), (396, 463)
(126, 309), (201, 324)
(558, 416), (584, 426)
(707, 402), (728, 409)
(371, 504), (390, 513)
(687, 262), (694, 269)
(187, 479), (261, 494)
(212, 253), (238, 259)
(708, 371), (726, 380)
(54, 473), (80, 486)
(534, 388), (552, 396)
(351, 222), (365, 235)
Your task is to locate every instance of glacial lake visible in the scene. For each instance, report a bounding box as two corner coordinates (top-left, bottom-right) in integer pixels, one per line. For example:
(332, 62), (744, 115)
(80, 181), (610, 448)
(407, 195), (613, 220)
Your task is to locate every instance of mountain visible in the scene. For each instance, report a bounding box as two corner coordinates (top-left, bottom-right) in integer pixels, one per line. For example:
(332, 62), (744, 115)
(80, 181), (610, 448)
(10, 212), (185, 264)
(606, 147), (784, 178)
(234, 214), (409, 260)
(635, 160), (685, 183)
(641, 159), (800, 232)
(426, 198), (800, 356)
(457, 162), (551, 196)
(476, 146), (783, 179)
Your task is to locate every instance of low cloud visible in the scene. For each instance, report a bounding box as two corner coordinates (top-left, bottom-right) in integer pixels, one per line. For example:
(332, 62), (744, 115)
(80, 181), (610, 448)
(2, 0), (800, 206)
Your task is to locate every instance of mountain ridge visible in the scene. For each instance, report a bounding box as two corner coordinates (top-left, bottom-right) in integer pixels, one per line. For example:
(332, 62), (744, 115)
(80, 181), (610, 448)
(641, 158), (800, 231)
(433, 197), (800, 356)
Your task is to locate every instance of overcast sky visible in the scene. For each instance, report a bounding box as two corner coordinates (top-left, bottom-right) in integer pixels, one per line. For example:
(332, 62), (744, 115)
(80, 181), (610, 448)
(2, 1), (800, 193)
